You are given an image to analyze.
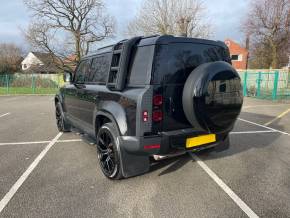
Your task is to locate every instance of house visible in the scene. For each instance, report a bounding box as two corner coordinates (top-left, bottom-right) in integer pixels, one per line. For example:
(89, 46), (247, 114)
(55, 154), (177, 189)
(21, 52), (60, 74)
(224, 39), (249, 70)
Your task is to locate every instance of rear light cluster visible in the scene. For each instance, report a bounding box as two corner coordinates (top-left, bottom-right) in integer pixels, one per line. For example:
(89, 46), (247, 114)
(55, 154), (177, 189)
(142, 95), (163, 123)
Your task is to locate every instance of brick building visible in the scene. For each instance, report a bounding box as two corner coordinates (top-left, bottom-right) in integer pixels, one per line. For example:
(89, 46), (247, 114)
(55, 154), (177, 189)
(224, 39), (249, 70)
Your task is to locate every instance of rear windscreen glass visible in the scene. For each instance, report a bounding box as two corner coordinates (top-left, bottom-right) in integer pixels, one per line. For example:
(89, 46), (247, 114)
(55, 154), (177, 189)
(153, 43), (230, 84)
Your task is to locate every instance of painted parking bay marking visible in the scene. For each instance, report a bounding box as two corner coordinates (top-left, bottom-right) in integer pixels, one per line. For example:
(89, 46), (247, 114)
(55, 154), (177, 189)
(264, 108), (290, 126)
(0, 113), (10, 118)
(0, 139), (82, 147)
(230, 130), (277, 134)
(238, 118), (290, 136)
(0, 132), (63, 213)
(189, 153), (259, 218)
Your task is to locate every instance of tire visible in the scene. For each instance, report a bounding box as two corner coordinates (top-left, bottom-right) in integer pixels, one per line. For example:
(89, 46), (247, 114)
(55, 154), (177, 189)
(96, 123), (123, 180)
(182, 61), (243, 133)
(55, 102), (71, 132)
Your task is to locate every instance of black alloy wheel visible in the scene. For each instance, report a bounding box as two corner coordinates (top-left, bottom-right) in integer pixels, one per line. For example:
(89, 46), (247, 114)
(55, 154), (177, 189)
(96, 123), (122, 179)
(55, 102), (71, 132)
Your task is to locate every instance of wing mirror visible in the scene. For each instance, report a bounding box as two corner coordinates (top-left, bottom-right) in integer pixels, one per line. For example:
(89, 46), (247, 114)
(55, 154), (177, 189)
(63, 71), (72, 83)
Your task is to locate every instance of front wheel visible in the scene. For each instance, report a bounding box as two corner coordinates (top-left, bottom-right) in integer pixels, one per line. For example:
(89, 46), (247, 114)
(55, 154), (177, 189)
(55, 102), (71, 132)
(96, 123), (123, 180)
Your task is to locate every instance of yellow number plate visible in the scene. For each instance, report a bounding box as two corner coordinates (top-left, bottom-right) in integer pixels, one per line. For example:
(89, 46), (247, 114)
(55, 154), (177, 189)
(186, 134), (216, 148)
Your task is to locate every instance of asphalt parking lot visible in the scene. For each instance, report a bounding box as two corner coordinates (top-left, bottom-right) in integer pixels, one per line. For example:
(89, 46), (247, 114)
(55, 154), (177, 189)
(0, 96), (290, 218)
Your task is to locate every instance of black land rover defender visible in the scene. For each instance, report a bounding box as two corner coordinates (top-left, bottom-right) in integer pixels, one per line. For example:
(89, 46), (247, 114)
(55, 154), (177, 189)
(55, 35), (243, 179)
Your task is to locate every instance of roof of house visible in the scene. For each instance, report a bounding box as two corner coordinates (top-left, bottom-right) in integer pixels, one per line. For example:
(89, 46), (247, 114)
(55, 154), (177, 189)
(31, 52), (59, 66)
(23, 52), (61, 73)
(224, 39), (249, 54)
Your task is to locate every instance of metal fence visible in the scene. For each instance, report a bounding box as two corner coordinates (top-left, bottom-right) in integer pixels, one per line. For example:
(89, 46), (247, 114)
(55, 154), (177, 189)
(1, 70), (290, 100)
(238, 69), (290, 100)
(0, 73), (64, 95)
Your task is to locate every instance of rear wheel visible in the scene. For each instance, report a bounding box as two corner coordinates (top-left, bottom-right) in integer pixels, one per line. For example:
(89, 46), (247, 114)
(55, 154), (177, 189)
(96, 123), (123, 180)
(55, 102), (71, 132)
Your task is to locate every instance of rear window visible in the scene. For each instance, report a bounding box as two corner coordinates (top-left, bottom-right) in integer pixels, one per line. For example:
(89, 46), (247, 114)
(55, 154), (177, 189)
(127, 45), (154, 86)
(153, 43), (230, 84)
(89, 54), (110, 84)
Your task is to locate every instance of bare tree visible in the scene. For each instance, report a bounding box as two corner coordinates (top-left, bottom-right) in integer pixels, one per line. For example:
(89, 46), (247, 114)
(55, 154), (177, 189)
(24, 0), (115, 70)
(127, 0), (211, 38)
(244, 0), (290, 68)
(0, 43), (23, 74)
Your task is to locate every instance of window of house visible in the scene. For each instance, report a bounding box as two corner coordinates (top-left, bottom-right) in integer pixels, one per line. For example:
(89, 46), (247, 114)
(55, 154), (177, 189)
(231, 54), (243, 61)
(23, 64), (27, 69)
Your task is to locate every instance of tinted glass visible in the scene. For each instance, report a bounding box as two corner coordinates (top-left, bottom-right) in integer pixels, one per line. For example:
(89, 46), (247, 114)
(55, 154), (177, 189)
(89, 54), (110, 83)
(128, 46), (154, 85)
(74, 60), (91, 83)
(153, 43), (231, 84)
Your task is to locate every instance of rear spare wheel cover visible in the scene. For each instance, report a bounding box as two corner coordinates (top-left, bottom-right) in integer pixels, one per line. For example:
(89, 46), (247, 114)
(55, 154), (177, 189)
(182, 61), (243, 132)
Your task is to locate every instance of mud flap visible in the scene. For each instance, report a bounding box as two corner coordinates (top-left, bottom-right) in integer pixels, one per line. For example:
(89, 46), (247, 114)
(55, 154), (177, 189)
(214, 135), (230, 152)
(118, 147), (150, 178)
(117, 137), (150, 178)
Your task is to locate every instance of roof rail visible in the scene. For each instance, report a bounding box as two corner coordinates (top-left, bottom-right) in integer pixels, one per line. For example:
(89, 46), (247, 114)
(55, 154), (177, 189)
(97, 35), (161, 51)
(97, 44), (114, 51)
(141, 34), (160, 39)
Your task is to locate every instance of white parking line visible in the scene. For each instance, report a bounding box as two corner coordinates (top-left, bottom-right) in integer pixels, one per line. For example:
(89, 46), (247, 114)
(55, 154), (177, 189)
(189, 153), (259, 218)
(0, 113), (10, 118)
(58, 139), (83, 143)
(0, 141), (50, 146)
(0, 139), (83, 146)
(230, 130), (277, 134)
(238, 118), (290, 136)
(0, 132), (63, 213)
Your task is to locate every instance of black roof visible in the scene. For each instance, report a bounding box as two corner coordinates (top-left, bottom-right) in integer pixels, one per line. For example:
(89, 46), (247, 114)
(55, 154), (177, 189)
(138, 35), (226, 48)
(84, 35), (227, 58)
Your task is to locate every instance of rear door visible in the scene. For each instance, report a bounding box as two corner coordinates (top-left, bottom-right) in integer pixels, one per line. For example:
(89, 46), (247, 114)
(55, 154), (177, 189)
(78, 54), (111, 127)
(153, 43), (230, 132)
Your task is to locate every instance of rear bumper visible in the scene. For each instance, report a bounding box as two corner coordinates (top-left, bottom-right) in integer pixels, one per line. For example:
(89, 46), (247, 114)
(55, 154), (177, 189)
(119, 129), (229, 156)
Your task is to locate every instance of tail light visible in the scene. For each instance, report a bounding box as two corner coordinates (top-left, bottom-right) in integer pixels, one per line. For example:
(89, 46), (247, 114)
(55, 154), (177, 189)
(144, 144), (160, 150)
(153, 95), (163, 106)
(152, 110), (162, 122)
(143, 110), (149, 122)
(152, 94), (163, 122)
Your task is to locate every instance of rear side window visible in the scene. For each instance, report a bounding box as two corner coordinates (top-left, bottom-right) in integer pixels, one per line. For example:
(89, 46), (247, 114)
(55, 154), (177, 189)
(153, 43), (230, 84)
(74, 60), (91, 83)
(89, 54), (110, 84)
(127, 46), (154, 86)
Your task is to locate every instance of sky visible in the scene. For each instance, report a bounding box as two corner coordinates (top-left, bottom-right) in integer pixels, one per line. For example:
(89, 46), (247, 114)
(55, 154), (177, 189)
(0, 0), (250, 50)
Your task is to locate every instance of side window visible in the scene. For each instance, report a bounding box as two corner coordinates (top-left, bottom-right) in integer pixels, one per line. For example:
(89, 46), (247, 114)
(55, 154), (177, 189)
(89, 54), (110, 84)
(74, 60), (91, 83)
(128, 46), (154, 86)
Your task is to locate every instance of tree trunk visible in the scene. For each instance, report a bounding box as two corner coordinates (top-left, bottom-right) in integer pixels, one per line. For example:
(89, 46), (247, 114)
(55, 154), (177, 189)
(270, 41), (278, 69)
(75, 33), (81, 63)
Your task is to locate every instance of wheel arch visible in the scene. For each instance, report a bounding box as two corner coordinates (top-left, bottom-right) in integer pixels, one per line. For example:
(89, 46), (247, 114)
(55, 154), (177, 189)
(54, 94), (62, 106)
(93, 101), (128, 137)
(94, 110), (126, 138)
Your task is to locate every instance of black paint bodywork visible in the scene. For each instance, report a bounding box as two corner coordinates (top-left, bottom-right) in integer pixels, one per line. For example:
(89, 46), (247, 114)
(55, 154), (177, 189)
(55, 35), (243, 178)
